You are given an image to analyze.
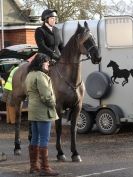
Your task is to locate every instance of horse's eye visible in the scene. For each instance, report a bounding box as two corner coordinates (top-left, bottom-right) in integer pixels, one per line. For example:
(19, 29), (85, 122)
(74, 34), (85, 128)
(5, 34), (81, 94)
(85, 29), (89, 34)
(83, 40), (90, 49)
(89, 34), (96, 42)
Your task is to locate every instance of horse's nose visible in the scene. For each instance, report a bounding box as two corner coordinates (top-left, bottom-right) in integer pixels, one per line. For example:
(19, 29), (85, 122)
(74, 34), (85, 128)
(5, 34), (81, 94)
(94, 56), (102, 64)
(97, 57), (102, 63)
(99, 57), (102, 63)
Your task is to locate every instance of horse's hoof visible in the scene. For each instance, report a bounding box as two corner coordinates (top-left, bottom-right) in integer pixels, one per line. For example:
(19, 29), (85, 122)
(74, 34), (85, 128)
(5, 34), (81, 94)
(72, 155), (82, 162)
(57, 154), (67, 162)
(14, 149), (21, 156)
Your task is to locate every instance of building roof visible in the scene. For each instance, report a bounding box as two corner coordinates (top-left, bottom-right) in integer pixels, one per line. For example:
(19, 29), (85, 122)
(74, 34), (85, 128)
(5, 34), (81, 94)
(0, 0), (40, 27)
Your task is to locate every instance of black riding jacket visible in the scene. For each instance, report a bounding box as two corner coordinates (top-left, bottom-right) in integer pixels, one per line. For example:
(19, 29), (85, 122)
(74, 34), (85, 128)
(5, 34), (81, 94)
(35, 24), (63, 60)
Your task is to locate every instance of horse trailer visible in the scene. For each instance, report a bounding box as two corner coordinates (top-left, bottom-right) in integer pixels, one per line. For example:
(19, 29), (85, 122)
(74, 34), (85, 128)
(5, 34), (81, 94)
(59, 15), (133, 135)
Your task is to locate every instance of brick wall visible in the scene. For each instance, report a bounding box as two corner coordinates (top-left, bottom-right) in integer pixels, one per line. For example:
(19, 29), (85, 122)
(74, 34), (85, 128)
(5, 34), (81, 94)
(0, 28), (36, 49)
(25, 29), (36, 44)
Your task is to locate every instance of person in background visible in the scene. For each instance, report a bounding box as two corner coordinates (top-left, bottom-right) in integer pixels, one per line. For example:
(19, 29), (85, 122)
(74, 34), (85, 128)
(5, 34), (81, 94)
(0, 78), (8, 162)
(35, 9), (63, 62)
(2, 54), (37, 125)
(2, 65), (19, 124)
(25, 53), (59, 176)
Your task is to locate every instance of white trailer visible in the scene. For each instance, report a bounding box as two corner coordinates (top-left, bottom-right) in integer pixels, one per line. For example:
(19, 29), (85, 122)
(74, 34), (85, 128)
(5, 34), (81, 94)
(59, 16), (133, 134)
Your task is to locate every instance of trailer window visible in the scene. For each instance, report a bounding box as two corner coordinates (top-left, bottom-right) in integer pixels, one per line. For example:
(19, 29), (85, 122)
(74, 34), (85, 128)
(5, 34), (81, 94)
(105, 17), (133, 48)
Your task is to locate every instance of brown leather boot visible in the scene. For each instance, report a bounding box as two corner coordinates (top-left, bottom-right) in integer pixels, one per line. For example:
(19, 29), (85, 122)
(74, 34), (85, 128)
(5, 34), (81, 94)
(39, 147), (59, 176)
(29, 145), (40, 174)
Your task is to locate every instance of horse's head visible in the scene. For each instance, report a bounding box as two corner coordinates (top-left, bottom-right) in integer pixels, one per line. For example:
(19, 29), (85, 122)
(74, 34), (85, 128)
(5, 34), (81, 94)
(75, 21), (101, 64)
(107, 60), (118, 68)
(107, 60), (112, 67)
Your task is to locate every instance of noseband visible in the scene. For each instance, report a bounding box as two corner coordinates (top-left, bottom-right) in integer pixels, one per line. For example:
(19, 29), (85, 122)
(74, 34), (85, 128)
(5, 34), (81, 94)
(80, 45), (96, 62)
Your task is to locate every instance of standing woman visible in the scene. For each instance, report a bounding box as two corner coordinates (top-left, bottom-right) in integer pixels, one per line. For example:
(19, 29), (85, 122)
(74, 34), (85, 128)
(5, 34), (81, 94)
(35, 9), (63, 61)
(25, 53), (59, 176)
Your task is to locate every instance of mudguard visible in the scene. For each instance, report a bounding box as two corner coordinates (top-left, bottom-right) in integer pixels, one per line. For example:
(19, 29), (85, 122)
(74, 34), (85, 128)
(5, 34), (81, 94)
(82, 103), (124, 125)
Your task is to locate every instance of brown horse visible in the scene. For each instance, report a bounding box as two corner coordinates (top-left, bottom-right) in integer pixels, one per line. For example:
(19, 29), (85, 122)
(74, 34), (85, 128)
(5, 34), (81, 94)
(12, 21), (101, 162)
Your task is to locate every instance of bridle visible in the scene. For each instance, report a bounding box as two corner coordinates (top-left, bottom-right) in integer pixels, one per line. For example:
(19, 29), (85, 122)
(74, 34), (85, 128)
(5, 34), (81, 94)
(54, 37), (96, 91)
(80, 44), (96, 62)
(57, 45), (96, 65)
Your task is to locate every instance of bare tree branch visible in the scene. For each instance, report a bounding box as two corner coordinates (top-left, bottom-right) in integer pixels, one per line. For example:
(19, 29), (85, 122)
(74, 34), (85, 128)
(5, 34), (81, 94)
(22, 0), (107, 22)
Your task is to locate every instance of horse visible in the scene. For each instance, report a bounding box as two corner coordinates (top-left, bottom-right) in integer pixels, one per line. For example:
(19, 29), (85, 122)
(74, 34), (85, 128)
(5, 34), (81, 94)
(12, 21), (101, 162)
(107, 60), (133, 86)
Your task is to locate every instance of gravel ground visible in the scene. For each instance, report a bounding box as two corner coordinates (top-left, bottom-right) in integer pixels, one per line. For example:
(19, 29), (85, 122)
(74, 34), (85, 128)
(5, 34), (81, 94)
(1, 115), (133, 177)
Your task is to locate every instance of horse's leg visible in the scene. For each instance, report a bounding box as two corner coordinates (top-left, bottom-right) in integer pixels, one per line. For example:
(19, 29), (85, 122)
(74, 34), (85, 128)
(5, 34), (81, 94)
(114, 77), (119, 84)
(70, 105), (82, 162)
(122, 78), (128, 86)
(14, 99), (22, 155)
(111, 76), (114, 84)
(55, 117), (66, 161)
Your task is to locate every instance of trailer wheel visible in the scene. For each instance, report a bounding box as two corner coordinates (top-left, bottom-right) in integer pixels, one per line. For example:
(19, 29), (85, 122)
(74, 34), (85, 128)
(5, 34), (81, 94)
(96, 109), (120, 135)
(77, 110), (93, 134)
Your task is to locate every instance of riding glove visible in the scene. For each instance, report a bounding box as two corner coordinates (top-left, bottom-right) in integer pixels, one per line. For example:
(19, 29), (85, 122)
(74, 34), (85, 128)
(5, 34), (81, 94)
(52, 52), (60, 60)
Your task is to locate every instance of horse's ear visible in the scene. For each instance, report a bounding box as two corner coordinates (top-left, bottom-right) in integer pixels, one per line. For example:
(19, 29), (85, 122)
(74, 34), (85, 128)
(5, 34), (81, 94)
(78, 22), (82, 28)
(75, 22), (82, 34)
(84, 21), (90, 30)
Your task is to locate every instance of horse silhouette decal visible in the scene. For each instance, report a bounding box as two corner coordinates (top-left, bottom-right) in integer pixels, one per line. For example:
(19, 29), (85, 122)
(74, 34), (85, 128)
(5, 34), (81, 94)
(107, 60), (133, 86)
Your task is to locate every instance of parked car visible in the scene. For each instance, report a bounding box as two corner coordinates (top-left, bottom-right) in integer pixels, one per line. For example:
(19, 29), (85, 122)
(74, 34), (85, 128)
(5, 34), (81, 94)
(0, 44), (38, 81)
(0, 44), (38, 112)
(0, 44), (38, 59)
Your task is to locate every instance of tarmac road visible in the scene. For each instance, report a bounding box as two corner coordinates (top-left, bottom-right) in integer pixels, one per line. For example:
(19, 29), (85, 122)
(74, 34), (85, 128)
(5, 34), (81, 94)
(0, 118), (133, 177)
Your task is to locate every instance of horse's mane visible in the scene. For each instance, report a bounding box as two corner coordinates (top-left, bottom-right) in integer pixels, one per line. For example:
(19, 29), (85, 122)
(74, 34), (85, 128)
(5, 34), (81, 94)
(61, 24), (84, 61)
(61, 34), (78, 61)
(111, 60), (119, 68)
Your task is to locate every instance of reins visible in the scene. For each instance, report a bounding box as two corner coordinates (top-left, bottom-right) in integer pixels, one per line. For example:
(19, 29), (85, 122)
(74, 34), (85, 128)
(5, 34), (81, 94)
(80, 55), (91, 62)
(57, 55), (91, 65)
(54, 48), (93, 90)
(54, 38), (96, 90)
(55, 64), (82, 91)
(57, 45), (95, 64)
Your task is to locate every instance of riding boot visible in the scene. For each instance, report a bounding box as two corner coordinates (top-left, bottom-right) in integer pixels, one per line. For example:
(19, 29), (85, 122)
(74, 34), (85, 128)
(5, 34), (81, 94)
(39, 147), (59, 176)
(29, 145), (40, 174)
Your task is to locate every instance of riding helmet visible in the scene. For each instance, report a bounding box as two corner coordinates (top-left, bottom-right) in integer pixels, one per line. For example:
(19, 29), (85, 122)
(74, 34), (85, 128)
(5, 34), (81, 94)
(41, 9), (57, 21)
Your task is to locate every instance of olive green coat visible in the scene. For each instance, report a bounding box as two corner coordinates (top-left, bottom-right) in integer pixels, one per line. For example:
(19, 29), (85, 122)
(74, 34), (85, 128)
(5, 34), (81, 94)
(25, 71), (59, 121)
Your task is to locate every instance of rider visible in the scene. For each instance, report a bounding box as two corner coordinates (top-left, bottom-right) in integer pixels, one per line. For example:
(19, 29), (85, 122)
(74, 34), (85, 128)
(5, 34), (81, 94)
(35, 9), (63, 62)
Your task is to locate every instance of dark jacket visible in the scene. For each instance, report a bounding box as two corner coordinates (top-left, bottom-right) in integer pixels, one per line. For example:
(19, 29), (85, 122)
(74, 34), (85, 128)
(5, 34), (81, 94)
(35, 24), (63, 60)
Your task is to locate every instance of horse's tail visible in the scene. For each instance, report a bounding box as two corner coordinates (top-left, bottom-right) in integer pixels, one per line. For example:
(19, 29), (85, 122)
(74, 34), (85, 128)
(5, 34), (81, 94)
(130, 69), (133, 77)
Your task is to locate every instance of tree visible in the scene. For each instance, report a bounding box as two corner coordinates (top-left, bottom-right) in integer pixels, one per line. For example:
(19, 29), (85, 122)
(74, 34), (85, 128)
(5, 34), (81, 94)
(22, 0), (107, 22)
(77, 0), (107, 19)
(105, 0), (133, 16)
